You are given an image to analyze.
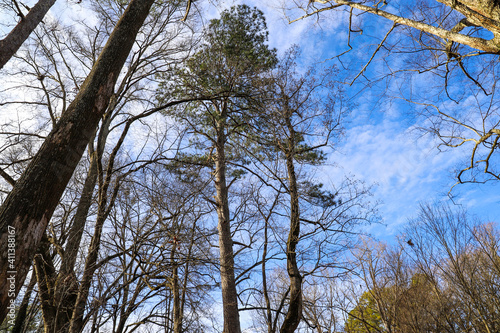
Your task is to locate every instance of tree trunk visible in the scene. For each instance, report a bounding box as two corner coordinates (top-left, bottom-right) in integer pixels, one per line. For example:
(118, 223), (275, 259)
(51, 119), (110, 333)
(262, 210), (274, 333)
(177, 217), (198, 333)
(33, 115), (109, 333)
(11, 273), (37, 333)
(0, 0), (56, 69)
(439, 0), (500, 34)
(214, 111), (241, 333)
(171, 241), (182, 333)
(279, 117), (303, 333)
(34, 233), (77, 333)
(33, 235), (57, 333)
(115, 279), (142, 333)
(58, 139), (100, 281)
(52, 155), (97, 333)
(68, 185), (116, 333)
(0, 0), (156, 322)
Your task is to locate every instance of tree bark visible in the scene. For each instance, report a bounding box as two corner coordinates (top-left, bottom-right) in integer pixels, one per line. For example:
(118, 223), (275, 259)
(214, 107), (241, 333)
(437, 0), (500, 34)
(51, 154), (97, 333)
(262, 207), (274, 333)
(0, 0), (155, 322)
(50, 122), (109, 333)
(58, 141), (100, 281)
(31, 142), (100, 333)
(0, 0), (57, 69)
(32, 96), (112, 333)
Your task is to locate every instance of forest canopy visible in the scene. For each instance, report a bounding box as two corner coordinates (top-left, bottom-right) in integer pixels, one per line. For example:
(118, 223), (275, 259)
(0, 0), (499, 332)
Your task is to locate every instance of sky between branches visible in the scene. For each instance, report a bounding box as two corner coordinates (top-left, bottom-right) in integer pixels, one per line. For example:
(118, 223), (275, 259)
(1, 0), (498, 240)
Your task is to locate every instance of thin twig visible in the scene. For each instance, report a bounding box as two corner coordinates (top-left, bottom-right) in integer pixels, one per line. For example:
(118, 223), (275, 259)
(350, 22), (397, 85)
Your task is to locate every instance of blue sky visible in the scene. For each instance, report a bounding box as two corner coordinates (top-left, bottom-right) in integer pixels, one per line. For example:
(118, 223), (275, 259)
(232, 0), (500, 240)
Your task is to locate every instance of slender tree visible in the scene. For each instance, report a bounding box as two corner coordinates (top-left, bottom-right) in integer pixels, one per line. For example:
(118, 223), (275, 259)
(158, 5), (277, 332)
(251, 47), (343, 332)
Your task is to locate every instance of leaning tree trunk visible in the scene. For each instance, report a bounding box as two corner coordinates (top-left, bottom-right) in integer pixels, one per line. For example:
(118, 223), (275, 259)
(0, 0), (56, 69)
(0, 0), (156, 322)
(32, 116), (110, 333)
(52, 153), (98, 333)
(68, 166), (120, 333)
(280, 116), (303, 333)
(214, 111), (241, 333)
(52, 116), (111, 333)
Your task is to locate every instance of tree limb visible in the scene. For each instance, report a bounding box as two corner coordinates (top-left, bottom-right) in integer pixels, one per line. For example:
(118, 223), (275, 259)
(0, 0), (57, 69)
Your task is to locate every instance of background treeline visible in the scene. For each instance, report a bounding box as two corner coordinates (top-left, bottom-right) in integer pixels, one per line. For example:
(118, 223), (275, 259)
(345, 204), (500, 333)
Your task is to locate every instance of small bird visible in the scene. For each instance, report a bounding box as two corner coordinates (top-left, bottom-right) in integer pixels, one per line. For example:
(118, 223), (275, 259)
(407, 239), (415, 247)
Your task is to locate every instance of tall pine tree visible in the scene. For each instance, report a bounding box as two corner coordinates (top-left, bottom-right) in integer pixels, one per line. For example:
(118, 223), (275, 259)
(157, 5), (276, 332)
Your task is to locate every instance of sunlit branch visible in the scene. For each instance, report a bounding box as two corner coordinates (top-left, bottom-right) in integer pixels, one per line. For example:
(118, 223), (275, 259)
(293, 0), (500, 53)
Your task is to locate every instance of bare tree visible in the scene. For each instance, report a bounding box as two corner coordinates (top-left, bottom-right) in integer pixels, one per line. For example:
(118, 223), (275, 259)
(261, 50), (341, 333)
(86, 165), (216, 333)
(344, 204), (500, 333)
(301, 274), (344, 333)
(238, 47), (375, 333)
(405, 204), (500, 333)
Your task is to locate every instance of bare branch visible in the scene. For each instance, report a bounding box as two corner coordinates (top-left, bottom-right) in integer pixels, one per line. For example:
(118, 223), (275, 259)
(297, 0), (500, 53)
(0, 167), (16, 186)
(0, 0), (57, 69)
(350, 22), (397, 85)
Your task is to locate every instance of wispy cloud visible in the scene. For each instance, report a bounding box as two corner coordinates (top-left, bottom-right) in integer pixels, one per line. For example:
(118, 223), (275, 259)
(325, 114), (469, 236)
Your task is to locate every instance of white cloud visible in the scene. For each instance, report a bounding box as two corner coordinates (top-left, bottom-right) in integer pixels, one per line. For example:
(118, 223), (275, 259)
(325, 114), (470, 237)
